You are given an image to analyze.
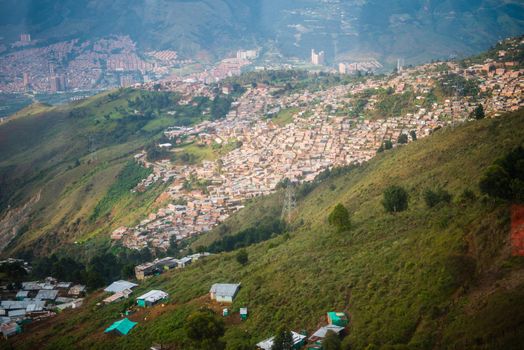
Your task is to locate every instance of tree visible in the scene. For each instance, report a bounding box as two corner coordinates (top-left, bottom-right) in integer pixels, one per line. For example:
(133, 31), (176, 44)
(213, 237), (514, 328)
(384, 140), (393, 150)
(225, 329), (252, 350)
(397, 133), (408, 144)
(236, 249), (249, 266)
(473, 104), (485, 120)
(479, 164), (512, 200)
(409, 130), (417, 141)
(185, 310), (225, 350)
(322, 330), (341, 350)
(382, 185), (409, 213)
(328, 204), (351, 232)
(271, 327), (293, 350)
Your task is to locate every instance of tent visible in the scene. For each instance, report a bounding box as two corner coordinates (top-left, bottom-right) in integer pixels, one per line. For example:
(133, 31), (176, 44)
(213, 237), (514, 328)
(104, 318), (137, 336)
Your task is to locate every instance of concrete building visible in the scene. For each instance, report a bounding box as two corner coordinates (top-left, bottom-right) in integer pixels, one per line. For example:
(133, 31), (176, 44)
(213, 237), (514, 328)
(311, 49), (325, 65)
(209, 283), (240, 303)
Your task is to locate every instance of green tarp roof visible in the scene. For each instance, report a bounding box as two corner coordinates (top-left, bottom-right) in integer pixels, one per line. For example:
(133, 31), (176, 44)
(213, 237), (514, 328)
(104, 318), (137, 335)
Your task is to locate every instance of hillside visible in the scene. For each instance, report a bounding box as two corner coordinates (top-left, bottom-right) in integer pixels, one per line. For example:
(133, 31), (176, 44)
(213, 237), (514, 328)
(1, 0), (523, 62)
(6, 110), (524, 349)
(0, 88), (220, 256)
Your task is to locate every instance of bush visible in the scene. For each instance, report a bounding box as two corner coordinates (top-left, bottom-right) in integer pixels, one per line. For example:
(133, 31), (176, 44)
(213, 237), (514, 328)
(424, 188), (452, 208)
(271, 327), (293, 350)
(479, 146), (524, 202)
(323, 330), (342, 350)
(236, 249), (248, 266)
(382, 185), (409, 213)
(328, 204), (351, 232)
(185, 310), (225, 350)
(397, 133), (408, 144)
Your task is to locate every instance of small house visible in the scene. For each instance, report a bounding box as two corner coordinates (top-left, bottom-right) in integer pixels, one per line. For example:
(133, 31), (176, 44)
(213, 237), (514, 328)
(103, 289), (133, 304)
(68, 284), (86, 296)
(0, 322), (21, 339)
(104, 280), (138, 294)
(308, 324), (345, 343)
(222, 308), (229, 317)
(327, 312), (348, 327)
(209, 283), (240, 303)
(240, 307), (248, 321)
(104, 318), (137, 336)
(136, 290), (168, 307)
(256, 331), (306, 350)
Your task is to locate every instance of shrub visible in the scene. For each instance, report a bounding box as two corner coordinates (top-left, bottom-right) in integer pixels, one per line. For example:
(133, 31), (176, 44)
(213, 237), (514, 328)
(382, 185), (409, 213)
(328, 204), (351, 232)
(424, 188), (452, 208)
(185, 310), (225, 350)
(236, 249), (248, 266)
(271, 327), (293, 350)
(397, 133), (408, 144)
(479, 146), (524, 202)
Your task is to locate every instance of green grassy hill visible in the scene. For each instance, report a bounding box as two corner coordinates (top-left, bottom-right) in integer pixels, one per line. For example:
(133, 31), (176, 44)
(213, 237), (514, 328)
(0, 88), (214, 257)
(7, 110), (524, 349)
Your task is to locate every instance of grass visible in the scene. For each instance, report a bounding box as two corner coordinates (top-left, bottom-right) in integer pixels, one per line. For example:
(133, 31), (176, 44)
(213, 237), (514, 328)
(0, 88), (210, 257)
(269, 107), (300, 126)
(7, 110), (524, 349)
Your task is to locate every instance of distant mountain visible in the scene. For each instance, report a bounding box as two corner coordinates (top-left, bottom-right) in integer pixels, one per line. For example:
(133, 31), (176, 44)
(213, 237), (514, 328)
(1, 0), (523, 63)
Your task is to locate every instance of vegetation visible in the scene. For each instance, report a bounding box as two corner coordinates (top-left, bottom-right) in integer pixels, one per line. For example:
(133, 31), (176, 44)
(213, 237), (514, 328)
(7, 110), (524, 350)
(479, 146), (524, 202)
(436, 73), (480, 97)
(323, 330), (342, 350)
(397, 133), (408, 144)
(382, 185), (409, 213)
(328, 204), (351, 232)
(184, 310), (225, 350)
(236, 249), (249, 266)
(424, 188), (452, 208)
(91, 161), (152, 220)
(472, 104), (485, 120)
(271, 327), (293, 350)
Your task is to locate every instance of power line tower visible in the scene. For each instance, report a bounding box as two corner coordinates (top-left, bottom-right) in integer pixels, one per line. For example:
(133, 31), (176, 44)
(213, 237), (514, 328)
(281, 184), (296, 223)
(88, 135), (98, 162)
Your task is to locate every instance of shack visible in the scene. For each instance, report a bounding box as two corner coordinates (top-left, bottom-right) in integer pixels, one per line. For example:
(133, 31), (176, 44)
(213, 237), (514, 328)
(104, 318), (137, 336)
(209, 283), (240, 303)
(104, 280), (138, 294)
(327, 312), (348, 327)
(136, 290), (169, 307)
(309, 324), (345, 343)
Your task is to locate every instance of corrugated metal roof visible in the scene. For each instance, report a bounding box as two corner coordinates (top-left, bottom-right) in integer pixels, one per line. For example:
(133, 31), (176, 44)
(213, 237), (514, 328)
(210, 283), (240, 298)
(136, 290), (168, 303)
(104, 280), (138, 294)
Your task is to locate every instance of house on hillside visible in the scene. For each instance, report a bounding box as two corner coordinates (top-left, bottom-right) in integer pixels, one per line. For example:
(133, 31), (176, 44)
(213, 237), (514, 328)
(0, 322), (21, 339)
(308, 324), (345, 343)
(256, 331), (306, 350)
(209, 283), (240, 303)
(104, 280), (138, 294)
(103, 289), (133, 304)
(104, 318), (137, 336)
(327, 311), (348, 327)
(68, 284), (86, 297)
(136, 290), (168, 307)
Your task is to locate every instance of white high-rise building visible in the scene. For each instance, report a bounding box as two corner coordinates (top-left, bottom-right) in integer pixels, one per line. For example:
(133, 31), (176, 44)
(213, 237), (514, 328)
(311, 49), (325, 65)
